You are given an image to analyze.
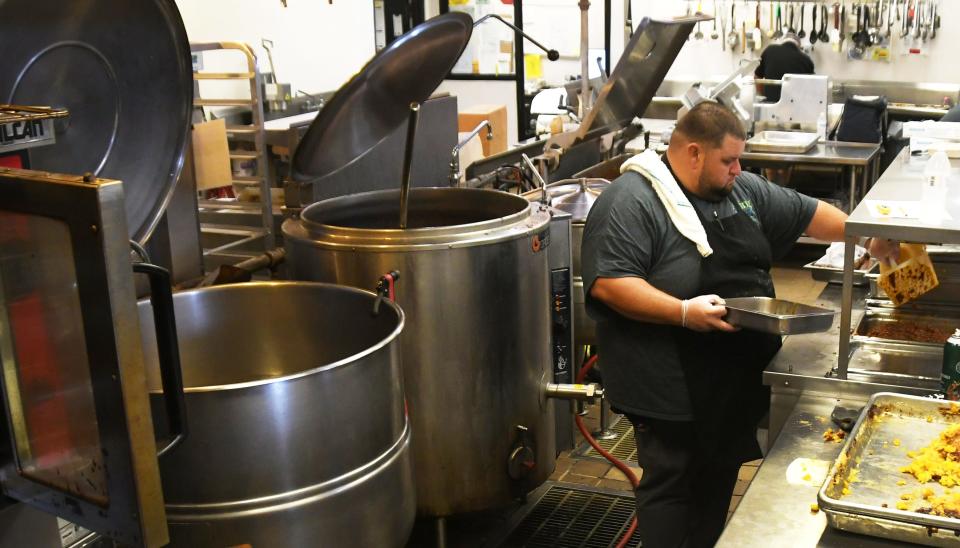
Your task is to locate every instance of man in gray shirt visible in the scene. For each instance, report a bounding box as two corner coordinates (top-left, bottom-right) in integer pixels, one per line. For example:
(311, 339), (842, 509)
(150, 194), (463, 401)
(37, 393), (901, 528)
(581, 102), (848, 547)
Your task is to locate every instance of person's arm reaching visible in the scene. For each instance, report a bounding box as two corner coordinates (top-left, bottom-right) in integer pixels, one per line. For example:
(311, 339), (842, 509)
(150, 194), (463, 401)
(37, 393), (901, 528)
(590, 276), (737, 333)
(804, 200), (847, 241)
(803, 200), (901, 264)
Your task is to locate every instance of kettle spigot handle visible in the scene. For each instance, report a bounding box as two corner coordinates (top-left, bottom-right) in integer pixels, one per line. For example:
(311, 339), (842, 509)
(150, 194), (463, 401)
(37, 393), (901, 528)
(521, 153), (548, 205)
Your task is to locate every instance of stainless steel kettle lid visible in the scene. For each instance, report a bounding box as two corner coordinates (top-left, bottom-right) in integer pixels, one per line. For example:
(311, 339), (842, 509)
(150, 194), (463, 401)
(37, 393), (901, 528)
(292, 12), (473, 183)
(527, 178), (610, 221)
(0, 0), (193, 245)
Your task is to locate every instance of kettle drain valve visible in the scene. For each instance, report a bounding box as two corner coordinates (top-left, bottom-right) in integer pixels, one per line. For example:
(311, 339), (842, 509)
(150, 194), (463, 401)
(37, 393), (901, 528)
(545, 382), (603, 404)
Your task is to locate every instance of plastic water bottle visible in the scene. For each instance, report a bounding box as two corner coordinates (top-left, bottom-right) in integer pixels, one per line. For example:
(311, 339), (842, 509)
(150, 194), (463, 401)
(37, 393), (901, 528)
(817, 112), (827, 141)
(922, 149), (951, 222)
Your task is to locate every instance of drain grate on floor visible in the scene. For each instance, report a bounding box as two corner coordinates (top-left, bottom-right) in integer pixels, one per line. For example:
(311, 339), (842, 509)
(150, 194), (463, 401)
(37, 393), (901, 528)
(573, 416), (637, 464)
(500, 484), (640, 548)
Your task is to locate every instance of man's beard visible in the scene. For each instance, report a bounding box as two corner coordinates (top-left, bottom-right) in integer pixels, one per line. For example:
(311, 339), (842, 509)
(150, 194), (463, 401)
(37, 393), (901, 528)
(698, 175), (734, 202)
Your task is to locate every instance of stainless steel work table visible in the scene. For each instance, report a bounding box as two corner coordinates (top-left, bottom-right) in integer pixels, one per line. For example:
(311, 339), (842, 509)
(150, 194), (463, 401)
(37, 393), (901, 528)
(740, 141), (882, 213)
(717, 392), (908, 547)
(262, 110), (317, 149)
(764, 283), (938, 445)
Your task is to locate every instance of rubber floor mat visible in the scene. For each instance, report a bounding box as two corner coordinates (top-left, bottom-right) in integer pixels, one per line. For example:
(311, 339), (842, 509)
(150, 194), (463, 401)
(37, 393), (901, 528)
(499, 484), (640, 548)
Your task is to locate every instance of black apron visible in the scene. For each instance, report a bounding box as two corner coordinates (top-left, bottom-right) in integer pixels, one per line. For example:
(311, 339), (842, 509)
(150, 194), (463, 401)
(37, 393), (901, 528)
(676, 192), (783, 463)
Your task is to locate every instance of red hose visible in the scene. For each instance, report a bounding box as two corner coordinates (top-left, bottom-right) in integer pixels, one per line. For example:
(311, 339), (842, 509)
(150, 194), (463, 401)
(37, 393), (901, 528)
(575, 354), (640, 548)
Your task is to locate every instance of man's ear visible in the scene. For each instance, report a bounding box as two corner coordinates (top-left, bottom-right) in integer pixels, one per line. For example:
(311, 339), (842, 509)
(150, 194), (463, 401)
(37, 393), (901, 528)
(686, 142), (703, 169)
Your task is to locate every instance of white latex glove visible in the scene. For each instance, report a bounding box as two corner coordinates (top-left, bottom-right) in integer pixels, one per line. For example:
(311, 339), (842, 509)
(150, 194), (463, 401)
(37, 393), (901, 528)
(683, 294), (738, 333)
(868, 238), (901, 266)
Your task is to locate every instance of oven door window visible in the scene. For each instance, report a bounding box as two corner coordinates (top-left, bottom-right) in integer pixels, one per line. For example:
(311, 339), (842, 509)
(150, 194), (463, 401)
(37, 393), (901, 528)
(0, 211), (108, 505)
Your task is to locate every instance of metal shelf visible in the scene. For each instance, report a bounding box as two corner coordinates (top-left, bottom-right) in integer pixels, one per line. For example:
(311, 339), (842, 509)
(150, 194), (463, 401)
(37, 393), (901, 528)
(191, 41), (276, 269)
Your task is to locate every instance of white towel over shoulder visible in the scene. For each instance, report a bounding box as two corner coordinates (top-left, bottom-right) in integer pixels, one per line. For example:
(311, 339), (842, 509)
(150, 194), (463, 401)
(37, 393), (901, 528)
(620, 150), (713, 257)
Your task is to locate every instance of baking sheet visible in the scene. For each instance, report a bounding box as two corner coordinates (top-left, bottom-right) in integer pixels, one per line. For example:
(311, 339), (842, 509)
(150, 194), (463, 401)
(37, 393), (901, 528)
(746, 131), (819, 153)
(819, 393), (960, 545)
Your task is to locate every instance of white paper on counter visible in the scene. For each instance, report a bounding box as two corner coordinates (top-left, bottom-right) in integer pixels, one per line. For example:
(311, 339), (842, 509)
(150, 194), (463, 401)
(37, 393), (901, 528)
(863, 200), (923, 219)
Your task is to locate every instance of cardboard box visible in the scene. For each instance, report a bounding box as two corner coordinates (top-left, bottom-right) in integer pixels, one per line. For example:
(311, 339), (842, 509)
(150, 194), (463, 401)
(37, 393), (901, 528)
(458, 104), (508, 157)
(191, 118), (233, 191)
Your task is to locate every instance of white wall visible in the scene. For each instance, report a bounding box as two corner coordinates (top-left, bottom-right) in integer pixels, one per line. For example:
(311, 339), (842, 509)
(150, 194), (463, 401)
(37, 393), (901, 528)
(436, 0), (609, 147)
(175, 0), (375, 94)
(615, 1), (960, 86)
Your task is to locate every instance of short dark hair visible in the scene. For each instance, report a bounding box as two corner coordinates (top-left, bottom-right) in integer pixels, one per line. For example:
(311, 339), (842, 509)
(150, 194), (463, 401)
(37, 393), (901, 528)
(673, 102), (746, 148)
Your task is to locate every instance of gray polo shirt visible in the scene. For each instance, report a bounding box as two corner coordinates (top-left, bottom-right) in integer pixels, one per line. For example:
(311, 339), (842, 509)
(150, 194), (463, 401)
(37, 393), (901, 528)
(580, 168), (818, 419)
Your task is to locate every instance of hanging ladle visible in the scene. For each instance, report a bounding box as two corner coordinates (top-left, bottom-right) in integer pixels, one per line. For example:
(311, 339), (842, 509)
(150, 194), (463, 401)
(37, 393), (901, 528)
(799, 4), (807, 39)
(820, 4), (830, 43)
(711, 1), (719, 39)
(810, 4), (818, 43)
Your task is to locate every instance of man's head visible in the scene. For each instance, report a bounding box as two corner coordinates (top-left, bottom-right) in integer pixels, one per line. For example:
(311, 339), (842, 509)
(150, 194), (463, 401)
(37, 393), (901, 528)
(666, 101), (746, 201)
(780, 31), (801, 47)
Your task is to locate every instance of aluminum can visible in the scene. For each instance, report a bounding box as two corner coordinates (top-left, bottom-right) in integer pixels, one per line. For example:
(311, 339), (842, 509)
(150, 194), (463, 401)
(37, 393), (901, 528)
(942, 329), (960, 400)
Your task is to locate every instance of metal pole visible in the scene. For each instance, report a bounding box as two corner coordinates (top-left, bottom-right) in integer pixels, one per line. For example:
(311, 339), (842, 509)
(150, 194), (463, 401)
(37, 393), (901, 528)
(837, 234), (856, 380)
(435, 516), (447, 548)
(579, 0), (591, 116)
(399, 102), (421, 229)
(624, 0), (632, 44)
(591, 394), (617, 440)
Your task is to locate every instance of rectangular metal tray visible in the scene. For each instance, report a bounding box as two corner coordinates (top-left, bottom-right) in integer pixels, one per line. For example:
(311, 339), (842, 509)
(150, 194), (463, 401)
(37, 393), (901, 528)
(746, 130), (819, 153)
(846, 339), (942, 388)
(722, 296), (835, 335)
(819, 393), (960, 546)
(804, 258), (879, 286)
(854, 309), (960, 347)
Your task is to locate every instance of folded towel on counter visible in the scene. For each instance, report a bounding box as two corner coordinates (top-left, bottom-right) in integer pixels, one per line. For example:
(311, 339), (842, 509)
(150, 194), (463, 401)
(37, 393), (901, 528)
(620, 150), (712, 257)
(814, 242), (867, 269)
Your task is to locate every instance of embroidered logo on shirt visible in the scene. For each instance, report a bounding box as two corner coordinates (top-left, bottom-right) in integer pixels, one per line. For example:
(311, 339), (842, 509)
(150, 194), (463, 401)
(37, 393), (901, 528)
(738, 199), (760, 225)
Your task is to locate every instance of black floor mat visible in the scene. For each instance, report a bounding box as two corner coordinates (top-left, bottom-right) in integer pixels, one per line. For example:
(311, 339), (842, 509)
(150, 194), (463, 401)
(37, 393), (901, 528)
(499, 484), (640, 548)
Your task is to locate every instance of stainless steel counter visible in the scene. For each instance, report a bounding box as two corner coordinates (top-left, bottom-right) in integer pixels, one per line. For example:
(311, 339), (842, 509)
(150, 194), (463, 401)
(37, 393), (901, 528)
(730, 241), (949, 545)
(718, 392), (910, 547)
(741, 142), (880, 167)
(845, 152), (960, 243)
(764, 284), (939, 444)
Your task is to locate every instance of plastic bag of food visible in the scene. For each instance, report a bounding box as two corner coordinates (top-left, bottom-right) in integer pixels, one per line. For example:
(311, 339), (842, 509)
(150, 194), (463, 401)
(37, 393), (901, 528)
(877, 243), (939, 306)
